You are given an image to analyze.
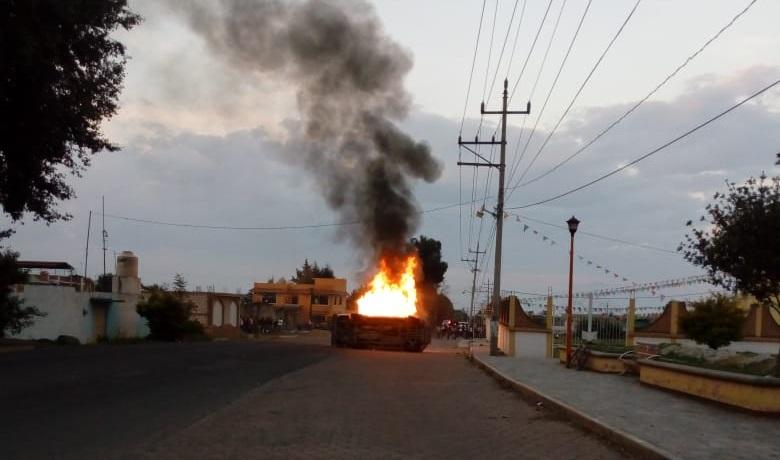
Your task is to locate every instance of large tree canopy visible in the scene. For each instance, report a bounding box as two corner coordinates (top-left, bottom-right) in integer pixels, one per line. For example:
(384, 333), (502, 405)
(291, 259), (335, 284)
(680, 174), (780, 375)
(0, 0), (140, 222)
(680, 175), (780, 311)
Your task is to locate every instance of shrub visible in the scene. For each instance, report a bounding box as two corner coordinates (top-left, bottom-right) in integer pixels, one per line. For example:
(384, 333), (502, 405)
(137, 288), (204, 341)
(0, 250), (45, 337)
(56, 335), (81, 346)
(680, 294), (746, 349)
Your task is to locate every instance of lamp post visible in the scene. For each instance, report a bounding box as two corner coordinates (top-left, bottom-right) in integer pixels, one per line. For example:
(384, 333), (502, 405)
(565, 216), (580, 365)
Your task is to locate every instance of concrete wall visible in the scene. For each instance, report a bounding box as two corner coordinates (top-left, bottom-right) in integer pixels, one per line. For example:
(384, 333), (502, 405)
(513, 331), (547, 358)
(10, 285), (148, 344)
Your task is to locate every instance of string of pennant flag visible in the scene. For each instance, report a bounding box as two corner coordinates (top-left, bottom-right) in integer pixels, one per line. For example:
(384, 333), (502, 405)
(506, 213), (634, 284)
(510, 274), (712, 306)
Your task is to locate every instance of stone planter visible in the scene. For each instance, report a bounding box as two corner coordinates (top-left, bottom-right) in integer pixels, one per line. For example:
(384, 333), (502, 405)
(556, 346), (627, 373)
(638, 359), (780, 413)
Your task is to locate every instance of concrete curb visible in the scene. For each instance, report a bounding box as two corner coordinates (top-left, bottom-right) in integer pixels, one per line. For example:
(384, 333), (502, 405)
(468, 353), (680, 460)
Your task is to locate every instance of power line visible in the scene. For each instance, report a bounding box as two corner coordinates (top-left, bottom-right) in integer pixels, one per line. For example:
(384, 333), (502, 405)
(518, 0), (759, 188)
(459, 0), (489, 262)
(505, 0), (591, 200)
(508, 0), (554, 103)
(96, 76), (778, 235)
(503, 0), (528, 79)
(512, 0), (642, 188)
(475, 0), (551, 244)
(485, 0), (521, 104)
(506, 77), (780, 210)
(458, 0), (488, 135)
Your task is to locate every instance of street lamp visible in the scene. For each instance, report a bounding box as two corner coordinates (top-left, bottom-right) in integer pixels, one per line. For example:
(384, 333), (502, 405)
(565, 216), (579, 365)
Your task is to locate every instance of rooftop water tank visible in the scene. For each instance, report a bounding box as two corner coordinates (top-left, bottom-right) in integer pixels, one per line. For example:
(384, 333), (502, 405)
(116, 251), (139, 278)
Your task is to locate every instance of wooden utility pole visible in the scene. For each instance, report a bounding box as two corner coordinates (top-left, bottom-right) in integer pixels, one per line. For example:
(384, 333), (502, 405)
(459, 79), (530, 356)
(462, 242), (486, 347)
(102, 196), (107, 277)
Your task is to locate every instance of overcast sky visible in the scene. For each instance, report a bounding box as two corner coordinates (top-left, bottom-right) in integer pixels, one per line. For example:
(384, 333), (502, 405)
(4, 0), (780, 313)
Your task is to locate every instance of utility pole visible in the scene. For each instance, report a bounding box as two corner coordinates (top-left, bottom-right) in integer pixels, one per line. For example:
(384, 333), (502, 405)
(462, 242), (486, 348)
(458, 79), (530, 356)
(102, 196), (107, 277)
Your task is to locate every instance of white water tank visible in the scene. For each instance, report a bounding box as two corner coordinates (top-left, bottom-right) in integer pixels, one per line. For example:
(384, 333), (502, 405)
(116, 251), (139, 278)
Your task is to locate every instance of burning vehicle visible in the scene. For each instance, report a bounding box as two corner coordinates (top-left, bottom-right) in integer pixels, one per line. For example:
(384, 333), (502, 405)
(331, 314), (430, 352)
(332, 252), (431, 352)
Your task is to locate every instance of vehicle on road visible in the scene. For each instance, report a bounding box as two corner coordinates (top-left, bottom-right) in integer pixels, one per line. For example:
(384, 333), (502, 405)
(331, 313), (431, 352)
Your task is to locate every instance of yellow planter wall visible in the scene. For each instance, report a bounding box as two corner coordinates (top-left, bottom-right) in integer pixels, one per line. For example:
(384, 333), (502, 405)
(639, 361), (780, 413)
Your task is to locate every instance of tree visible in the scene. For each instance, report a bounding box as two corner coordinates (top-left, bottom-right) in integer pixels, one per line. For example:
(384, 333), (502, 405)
(291, 259), (335, 284)
(453, 309), (469, 323)
(136, 287), (204, 341)
(680, 295), (746, 350)
(173, 273), (187, 297)
(680, 174), (780, 373)
(410, 235), (448, 287)
(0, 1), (141, 223)
(0, 250), (45, 338)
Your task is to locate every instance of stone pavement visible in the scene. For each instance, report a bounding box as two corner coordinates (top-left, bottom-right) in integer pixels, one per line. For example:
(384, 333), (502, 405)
(125, 342), (629, 459)
(471, 346), (780, 460)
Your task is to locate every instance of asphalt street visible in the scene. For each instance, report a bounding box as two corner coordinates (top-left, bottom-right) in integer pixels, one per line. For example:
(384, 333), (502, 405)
(0, 340), (329, 459)
(0, 336), (628, 459)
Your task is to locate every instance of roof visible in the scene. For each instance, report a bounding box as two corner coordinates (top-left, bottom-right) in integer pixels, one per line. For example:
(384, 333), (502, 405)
(16, 261), (75, 270)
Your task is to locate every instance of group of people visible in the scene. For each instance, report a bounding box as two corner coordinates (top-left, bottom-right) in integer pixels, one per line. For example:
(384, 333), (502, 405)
(435, 320), (484, 339)
(240, 316), (280, 334)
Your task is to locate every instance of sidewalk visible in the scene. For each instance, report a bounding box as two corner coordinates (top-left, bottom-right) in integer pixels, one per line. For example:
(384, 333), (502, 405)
(471, 348), (779, 460)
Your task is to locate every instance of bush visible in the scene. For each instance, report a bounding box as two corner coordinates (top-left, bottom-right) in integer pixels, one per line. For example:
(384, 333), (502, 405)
(0, 250), (45, 337)
(137, 288), (204, 341)
(56, 335), (81, 346)
(680, 294), (746, 349)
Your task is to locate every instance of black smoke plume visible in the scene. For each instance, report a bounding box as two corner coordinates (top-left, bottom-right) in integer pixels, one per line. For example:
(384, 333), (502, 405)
(178, 0), (441, 259)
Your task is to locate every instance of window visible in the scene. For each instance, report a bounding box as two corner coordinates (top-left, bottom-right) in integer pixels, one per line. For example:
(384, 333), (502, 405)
(334, 296), (342, 305)
(287, 295), (299, 305)
(313, 294), (329, 305)
(260, 292), (276, 304)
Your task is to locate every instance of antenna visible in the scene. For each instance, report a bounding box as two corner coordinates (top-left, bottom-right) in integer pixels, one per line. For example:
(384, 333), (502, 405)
(102, 196), (108, 276)
(84, 211), (92, 291)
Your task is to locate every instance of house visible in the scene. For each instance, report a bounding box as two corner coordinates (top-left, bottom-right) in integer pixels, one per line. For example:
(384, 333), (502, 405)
(11, 252), (148, 343)
(184, 290), (243, 339)
(251, 278), (348, 328)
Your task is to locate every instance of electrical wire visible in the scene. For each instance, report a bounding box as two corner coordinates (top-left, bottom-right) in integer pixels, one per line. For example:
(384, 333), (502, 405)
(505, 77), (780, 210)
(476, 0), (552, 244)
(505, 0), (590, 200)
(458, 0), (488, 136)
(503, 0), (528, 79)
(485, 0), (521, 104)
(459, 0), (489, 263)
(512, 0), (642, 187)
(507, 0), (555, 103)
(518, 0), (760, 188)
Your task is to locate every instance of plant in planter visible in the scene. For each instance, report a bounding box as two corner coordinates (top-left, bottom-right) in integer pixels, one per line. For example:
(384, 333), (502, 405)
(680, 173), (780, 376)
(680, 294), (745, 350)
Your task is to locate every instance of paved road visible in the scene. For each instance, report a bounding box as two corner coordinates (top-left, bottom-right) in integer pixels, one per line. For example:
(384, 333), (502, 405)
(1, 336), (628, 459)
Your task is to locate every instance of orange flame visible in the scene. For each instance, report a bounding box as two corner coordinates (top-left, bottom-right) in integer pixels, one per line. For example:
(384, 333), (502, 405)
(357, 254), (419, 317)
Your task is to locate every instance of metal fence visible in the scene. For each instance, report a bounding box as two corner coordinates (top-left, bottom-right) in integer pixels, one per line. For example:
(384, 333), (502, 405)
(552, 306), (629, 355)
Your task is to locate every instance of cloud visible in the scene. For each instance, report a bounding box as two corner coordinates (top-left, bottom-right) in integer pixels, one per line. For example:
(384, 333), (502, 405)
(5, 16), (779, 317)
